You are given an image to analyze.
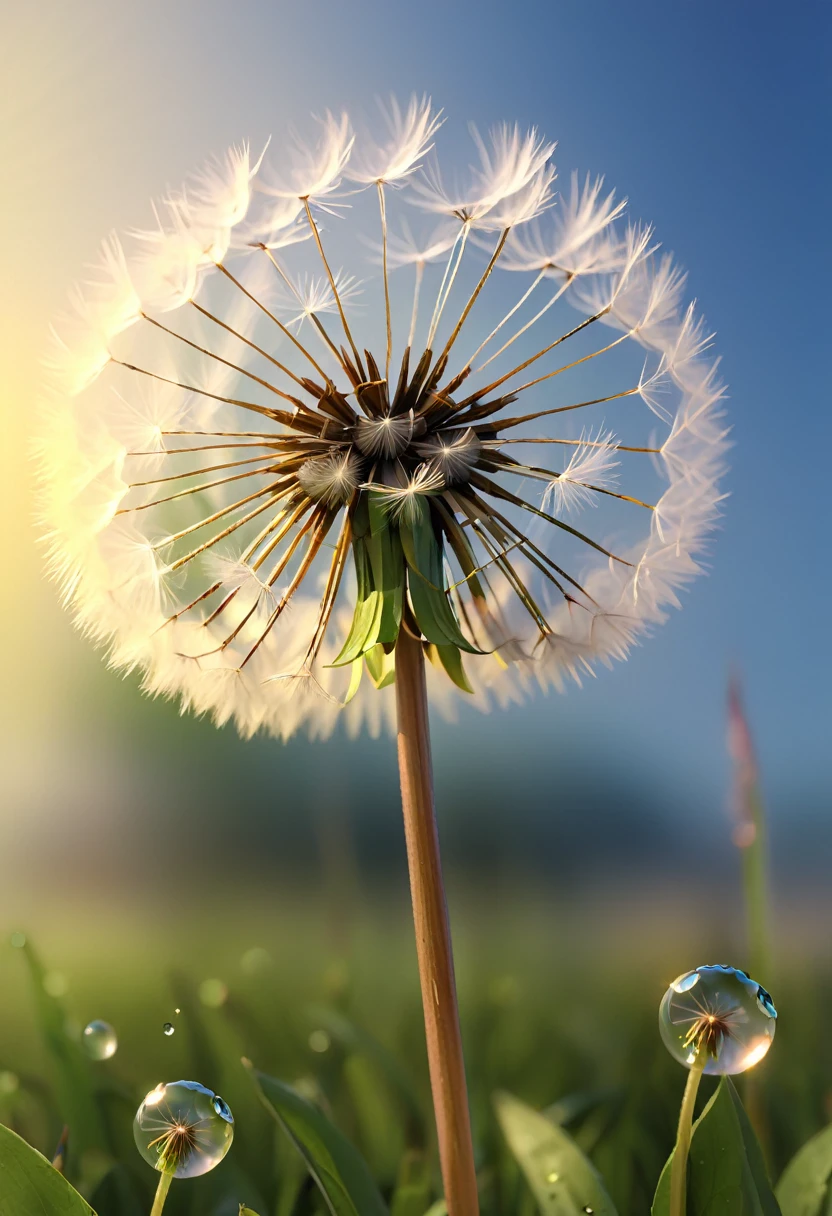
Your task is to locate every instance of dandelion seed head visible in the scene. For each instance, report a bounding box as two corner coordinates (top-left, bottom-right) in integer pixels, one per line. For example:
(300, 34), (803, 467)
(38, 100), (728, 738)
(134, 1080), (234, 1178)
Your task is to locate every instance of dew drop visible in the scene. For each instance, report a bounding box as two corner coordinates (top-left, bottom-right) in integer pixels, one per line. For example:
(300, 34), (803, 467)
(163, 1022), (175, 1036)
(134, 1080), (233, 1178)
(82, 1019), (118, 1061)
(583, 1207), (594, 1213)
(659, 964), (776, 1075)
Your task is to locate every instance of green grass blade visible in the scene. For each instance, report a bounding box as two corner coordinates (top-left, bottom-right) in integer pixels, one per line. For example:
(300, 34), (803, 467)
(494, 1089), (618, 1215)
(0, 1121), (95, 1215)
(244, 1063), (389, 1216)
(652, 1077), (781, 1215)
(775, 1123), (832, 1216)
(17, 941), (108, 1160)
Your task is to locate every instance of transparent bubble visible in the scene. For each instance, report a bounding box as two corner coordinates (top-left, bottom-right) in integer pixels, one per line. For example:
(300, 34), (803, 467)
(82, 1020), (118, 1061)
(134, 1080), (234, 1178)
(163, 1023), (175, 1036)
(659, 964), (777, 1075)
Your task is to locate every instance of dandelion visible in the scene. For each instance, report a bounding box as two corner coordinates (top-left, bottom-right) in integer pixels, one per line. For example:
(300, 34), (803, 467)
(659, 966), (776, 1216)
(38, 97), (728, 1216)
(134, 1080), (234, 1214)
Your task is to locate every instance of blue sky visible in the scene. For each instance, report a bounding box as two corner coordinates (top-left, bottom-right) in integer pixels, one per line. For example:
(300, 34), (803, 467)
(3, 0), (829, 875)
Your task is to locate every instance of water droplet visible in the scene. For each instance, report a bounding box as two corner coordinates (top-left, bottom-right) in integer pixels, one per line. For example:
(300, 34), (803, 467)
(546, 1171), (560, 1183)
(308, 1030), (331, 1054)
(163, 1022), (175, 1036)
(134, 1080), (233, 1178)
(0, 1071), (19, 1095)
(670, 970), (700, 994)
(756, 985), (777, 1019)
(660, 964), (776, 1075)
(9, 932), (26, 949)
(199, 979), (228, 1008)
(82, 1020), (118, 1061)
(583, 1207), (594, 1213)
(174, 1008), (181, 1016)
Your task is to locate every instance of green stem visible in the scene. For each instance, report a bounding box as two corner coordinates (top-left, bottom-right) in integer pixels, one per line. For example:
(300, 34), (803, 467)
(741, 787), (770, 983)
(669, 1055), (705, 1216)
(150, 1170), (173, 1216)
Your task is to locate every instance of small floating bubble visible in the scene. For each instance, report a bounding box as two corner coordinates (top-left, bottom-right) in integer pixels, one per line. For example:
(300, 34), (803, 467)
(660, 964), (776, 1075)
(134, 1080), (233, 1177)
(199, 979), (228, 1009)
(82, 1020), (118, 1061)
(163, 1022), (175, 1036)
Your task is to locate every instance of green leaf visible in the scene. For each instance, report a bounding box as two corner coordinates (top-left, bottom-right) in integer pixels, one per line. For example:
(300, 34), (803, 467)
(245, 1064), (389, 1216)
(364, 644), (397, 690)
(426, 644), (474, 694)
(652, 1077), (781, 1215)
(0, 1122), (95, 1215)
(776, 1123), (832, 1216)
(494, 1089), (618, 1215)
(305, 1006), (424, 1134)
(17, 941), (108, 1159)
(240, 1209), (262, 1215)
(390, 1151), (432, 1216)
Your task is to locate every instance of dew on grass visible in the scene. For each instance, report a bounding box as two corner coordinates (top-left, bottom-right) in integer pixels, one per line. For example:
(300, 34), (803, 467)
(82, 1019), (118, 1061)
(163, 1023), (175, 1036)
(660, 964), (776, 1075)
(134, 1080), (233, 1178)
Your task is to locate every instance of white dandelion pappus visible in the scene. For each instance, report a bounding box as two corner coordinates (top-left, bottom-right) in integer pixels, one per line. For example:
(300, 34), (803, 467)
(38, 95), (729, 740)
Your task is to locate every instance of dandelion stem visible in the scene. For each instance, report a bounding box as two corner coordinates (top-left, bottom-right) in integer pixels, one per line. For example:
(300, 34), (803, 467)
(394, 624), (479, 1216)
(150, 1170), (173, 1216)
(669, 1053), (705, 1216)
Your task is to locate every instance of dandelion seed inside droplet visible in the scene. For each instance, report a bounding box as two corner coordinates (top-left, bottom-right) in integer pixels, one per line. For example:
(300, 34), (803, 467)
(659, 964), (776, 1075)
(163, 1022), (175, 1036)
(82, 1019), (118, 1061)
(134, 1080), (234, 1178)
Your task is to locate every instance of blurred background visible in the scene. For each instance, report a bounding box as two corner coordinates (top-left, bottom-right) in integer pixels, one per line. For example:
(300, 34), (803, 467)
(0, 5), (830, 1185)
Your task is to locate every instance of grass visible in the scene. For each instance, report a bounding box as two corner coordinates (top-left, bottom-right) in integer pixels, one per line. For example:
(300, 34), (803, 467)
(2, 886), (831, 1215)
